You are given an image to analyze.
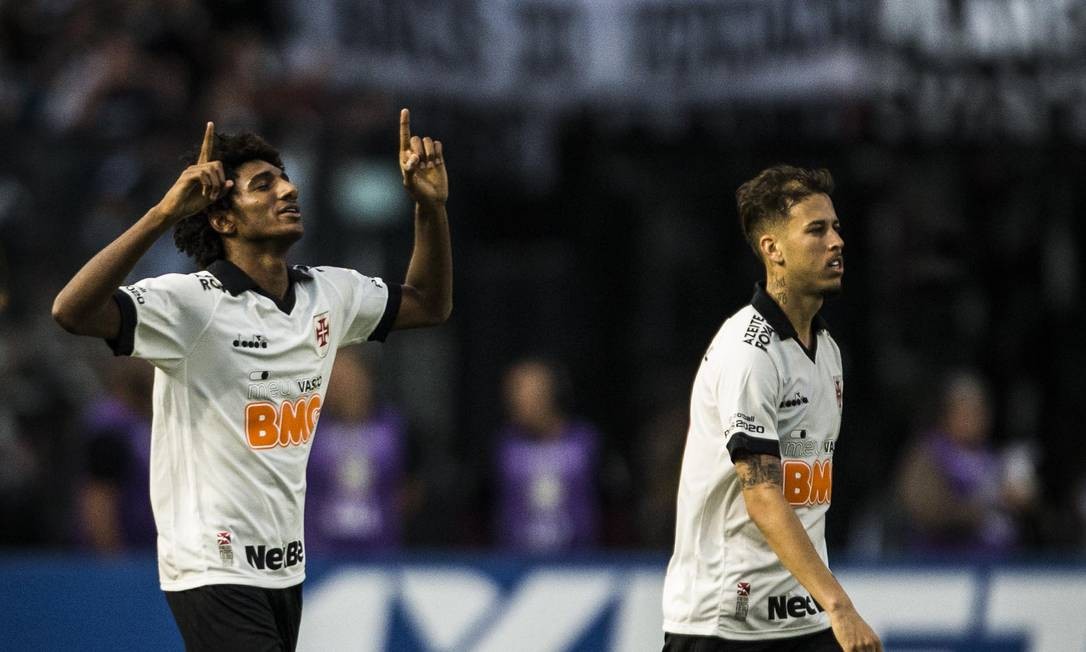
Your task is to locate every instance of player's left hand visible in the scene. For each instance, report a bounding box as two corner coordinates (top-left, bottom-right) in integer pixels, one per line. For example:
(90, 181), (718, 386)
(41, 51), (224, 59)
(399, 108), (448, 207)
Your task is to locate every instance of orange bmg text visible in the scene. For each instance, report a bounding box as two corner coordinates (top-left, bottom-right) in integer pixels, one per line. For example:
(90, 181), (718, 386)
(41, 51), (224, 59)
(245, 395), (322, 449)
(782, 459), (832, 506)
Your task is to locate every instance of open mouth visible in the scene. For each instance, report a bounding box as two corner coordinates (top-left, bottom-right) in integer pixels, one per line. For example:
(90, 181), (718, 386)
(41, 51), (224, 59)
(828, 256), (844, 273)
(278, 205), (301, 218)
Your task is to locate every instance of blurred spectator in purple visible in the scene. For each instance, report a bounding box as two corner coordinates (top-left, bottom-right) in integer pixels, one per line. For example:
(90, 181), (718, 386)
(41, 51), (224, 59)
(305, 350), (419, 554)
(78, 357), (155, 553)
(494, 358), (601, 553)
(895, 371), (1039, 555)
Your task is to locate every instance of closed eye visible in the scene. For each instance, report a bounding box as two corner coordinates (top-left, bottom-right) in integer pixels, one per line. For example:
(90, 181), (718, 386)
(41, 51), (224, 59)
(247, 170), (276, 191)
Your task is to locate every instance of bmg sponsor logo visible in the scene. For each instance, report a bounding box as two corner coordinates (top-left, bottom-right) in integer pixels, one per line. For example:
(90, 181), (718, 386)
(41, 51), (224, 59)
(245, 540), (304, 571)
(783, 459), (832, 505)
(245, 394), (322, 449)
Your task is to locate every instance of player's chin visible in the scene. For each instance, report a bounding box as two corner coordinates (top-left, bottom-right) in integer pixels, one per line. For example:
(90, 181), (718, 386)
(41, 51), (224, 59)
(820, 278), (844, 297)
(268, 225), (304, 246)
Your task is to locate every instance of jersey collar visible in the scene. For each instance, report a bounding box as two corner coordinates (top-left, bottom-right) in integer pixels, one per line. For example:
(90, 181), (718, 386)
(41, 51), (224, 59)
(207, 259), (313, 314)
(751, 282), (829, 361)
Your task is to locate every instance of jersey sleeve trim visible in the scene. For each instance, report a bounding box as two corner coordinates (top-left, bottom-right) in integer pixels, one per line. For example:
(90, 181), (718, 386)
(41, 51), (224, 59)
(368, 282), (402, 343)
(105, 289), (137, 356)
(726, 433), (781, 460)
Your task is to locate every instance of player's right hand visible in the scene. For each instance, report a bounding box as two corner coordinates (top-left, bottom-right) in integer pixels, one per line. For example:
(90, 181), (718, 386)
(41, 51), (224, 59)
(154, 122), (234, 223)
(829, 605), (882, 652)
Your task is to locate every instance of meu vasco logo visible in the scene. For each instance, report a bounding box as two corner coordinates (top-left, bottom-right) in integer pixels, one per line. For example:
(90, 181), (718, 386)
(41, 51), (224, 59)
(782, 459), (832, 506)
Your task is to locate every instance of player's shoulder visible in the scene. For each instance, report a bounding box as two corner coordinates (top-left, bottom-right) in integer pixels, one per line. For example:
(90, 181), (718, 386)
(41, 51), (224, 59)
(127, 270), (225, 296)
(703, 305), (780, 373)
(299, 265), (365, 280)
(295, 265), (388, 299)
(301, 265), (386, 291)
(715, 304), (779, 356)
(818, 326), (843, 361)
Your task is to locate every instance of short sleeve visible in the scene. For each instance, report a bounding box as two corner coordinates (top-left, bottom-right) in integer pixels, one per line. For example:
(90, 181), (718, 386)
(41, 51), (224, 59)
(106, 273), (219, 368)
(336, 270), (401, 346)
(716, 347), (782, 460)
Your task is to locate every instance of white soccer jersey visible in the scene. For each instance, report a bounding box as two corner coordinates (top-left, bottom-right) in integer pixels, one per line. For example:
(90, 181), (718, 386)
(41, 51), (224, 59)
(662, 282), (842, 641)
(108, 259), (400, 591)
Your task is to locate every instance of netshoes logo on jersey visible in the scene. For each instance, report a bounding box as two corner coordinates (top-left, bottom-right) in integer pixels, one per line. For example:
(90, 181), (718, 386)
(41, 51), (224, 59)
(245, 539), (304, 571)
(768, 594), (824, 621)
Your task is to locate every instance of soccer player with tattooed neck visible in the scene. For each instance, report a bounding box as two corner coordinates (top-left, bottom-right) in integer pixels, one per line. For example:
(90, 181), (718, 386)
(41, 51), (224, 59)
(662, 166), (881, 652)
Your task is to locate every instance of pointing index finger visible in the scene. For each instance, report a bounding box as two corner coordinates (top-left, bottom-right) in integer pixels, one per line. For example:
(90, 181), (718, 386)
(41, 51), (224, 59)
(198, 121), (215, 164)
(399, 108), (411, 152)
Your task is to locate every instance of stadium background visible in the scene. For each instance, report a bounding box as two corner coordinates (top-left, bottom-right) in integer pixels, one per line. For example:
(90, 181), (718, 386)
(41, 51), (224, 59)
(1, 0), (1085, 650)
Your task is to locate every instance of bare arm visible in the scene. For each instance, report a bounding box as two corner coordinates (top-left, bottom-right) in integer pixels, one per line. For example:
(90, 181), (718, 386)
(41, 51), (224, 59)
(52, 122), (232, 338)
(394, 108), (452, 329)
(735, 452), (882, 652)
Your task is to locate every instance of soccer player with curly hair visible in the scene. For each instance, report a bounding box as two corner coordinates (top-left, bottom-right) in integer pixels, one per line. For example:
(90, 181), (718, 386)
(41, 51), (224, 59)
(53, 110), (451, 651)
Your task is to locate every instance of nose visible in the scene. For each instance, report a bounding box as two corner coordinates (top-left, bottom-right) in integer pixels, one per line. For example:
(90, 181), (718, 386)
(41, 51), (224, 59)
(279, 178), (299, 201)
(830, 226), (844, 252)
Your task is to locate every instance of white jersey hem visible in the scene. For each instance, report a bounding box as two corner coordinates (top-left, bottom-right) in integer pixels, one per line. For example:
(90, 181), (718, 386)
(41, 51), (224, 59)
(161, 571), (306, 592)
(662, 619), (831, 641)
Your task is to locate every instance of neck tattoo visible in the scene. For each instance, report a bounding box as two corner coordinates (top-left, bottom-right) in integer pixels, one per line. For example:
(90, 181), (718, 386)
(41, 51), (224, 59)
(771, 277), (788, 306)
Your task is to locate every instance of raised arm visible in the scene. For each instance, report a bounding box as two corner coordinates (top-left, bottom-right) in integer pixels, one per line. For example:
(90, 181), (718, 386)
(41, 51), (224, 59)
(52, 122), (232, 338)
(735, 452), (882, 652)
(393, 108), (452, 329)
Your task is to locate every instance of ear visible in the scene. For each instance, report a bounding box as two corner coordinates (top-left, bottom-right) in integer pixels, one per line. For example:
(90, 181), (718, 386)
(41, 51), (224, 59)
(759, 232), (785, 266)
(208, 208), (237, 236)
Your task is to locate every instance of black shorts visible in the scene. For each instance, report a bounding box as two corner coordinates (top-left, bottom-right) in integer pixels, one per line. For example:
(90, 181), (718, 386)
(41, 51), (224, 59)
(164, 583), (303, 652)
(663, 628), (840, 652)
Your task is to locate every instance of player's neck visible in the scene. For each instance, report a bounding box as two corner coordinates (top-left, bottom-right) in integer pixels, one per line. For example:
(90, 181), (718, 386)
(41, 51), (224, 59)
(225, 250), (290, 300)
(765, 273), (822, 348)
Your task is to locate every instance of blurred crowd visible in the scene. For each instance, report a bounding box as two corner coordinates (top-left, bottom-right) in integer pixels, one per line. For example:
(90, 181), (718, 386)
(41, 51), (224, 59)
(2, 1), (1086, 559)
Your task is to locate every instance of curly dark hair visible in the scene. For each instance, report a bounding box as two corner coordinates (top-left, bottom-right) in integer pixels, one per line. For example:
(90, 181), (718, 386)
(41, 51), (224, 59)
(735, 164), (834, 259)
(173, 132), (285, 268)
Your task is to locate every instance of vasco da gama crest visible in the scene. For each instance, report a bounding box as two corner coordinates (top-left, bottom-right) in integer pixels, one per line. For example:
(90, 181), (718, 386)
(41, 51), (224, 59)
(313, 312), (331, 358)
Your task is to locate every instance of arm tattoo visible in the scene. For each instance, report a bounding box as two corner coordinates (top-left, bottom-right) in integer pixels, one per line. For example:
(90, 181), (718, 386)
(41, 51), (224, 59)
(735, 452), (783, 489)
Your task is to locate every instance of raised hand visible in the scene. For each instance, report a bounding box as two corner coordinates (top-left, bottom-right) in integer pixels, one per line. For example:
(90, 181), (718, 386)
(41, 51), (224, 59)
(155, 122), (234, 223)
(399, 108), (448, 206)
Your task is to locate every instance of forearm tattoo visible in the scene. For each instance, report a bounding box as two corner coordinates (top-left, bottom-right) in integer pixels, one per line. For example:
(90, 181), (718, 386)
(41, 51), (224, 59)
(735, 452), (783, 489)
